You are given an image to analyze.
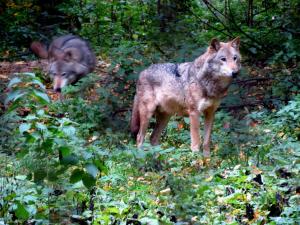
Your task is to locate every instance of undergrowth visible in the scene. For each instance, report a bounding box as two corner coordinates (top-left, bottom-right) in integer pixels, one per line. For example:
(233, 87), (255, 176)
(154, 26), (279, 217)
(0, 72), (299, 224)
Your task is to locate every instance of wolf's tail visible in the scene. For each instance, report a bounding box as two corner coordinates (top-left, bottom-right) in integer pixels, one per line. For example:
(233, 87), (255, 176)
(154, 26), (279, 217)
(130, 95), (140, 138)
(30, 41), (48, 59)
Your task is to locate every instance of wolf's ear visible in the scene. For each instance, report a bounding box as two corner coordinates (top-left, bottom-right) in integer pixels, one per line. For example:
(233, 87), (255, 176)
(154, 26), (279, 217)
(52, 48), (65, 59)
(64, 51), (73, 61)
(64, 48), (81, 61)
(210, 38), (221, 52)
(231, 37), (240, 50)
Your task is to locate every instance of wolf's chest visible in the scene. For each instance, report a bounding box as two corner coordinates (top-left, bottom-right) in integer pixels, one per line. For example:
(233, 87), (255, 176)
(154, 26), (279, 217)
(197, 98), (213, 111)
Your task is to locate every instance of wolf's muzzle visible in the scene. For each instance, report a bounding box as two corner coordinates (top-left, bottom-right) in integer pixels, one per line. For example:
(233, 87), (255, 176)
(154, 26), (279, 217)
(54, 87), (62, 92)
(232, 71), (239, 78)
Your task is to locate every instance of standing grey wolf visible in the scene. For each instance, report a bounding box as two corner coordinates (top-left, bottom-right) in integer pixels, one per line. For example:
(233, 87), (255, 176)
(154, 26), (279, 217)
(131, 37), (241, 157)
(30, 34), (96, 92)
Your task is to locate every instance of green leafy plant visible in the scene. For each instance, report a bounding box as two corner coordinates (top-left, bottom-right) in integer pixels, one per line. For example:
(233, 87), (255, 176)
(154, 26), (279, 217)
(1, 73), (109, 223)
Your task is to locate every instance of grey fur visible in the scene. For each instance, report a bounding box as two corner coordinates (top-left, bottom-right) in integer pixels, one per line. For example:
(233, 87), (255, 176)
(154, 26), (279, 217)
(31, 34), (96, 91)
(131, 38), (241, 156)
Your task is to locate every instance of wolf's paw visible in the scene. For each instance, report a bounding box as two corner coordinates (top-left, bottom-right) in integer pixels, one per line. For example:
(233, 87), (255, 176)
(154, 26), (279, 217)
(203, 150), (210, 158)
(191, 145), (200, 152)
(150, 139), (160, 146)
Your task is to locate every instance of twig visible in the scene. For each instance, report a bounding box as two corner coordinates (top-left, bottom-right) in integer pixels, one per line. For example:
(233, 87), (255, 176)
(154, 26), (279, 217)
(233, 77), (273, 85)
(187, 8), (232, 38)
(227, 1), (269, 53)
(202, 1), (230, 34)
(220, 102), (262, 110)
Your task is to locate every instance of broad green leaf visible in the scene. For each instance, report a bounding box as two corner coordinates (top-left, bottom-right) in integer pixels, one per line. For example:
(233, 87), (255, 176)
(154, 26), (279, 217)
(22, 72), (36, 77)
(32, 90), (50, 104)
(6, 99), (22, 113)
(15, 202), (30, 220)
(37, 109), (45, 116)
(60, 154), (79, 165)
(140, 218), (159, 225)
(160, 147), (175, 154)
(19, 123), (31, 134)
(59, 146), (71, 157)
(31, 79), (46, 90)
(36, 122), (47, 131)
(62, 126), (76, 136)
(15, 175), (27, 180)
(24, 195), (38, 203)
(26, 205), (37, 216)
(25, 114), (37, 120)
(25, 133), (36, 143)
(5, 90), (26, 105)
(70, 169), (84, 183)
(40, 139), (53, 152)
(85, 164), (99, 178)
(16, 148), (29, 158)
(197, 185), (210, 195)
(82, 172), (96, 189)
(7, 77), (22, 87)
(94, 159), (108, 174)
(184, 117), (190, 124)
(104, 207), (119, 214)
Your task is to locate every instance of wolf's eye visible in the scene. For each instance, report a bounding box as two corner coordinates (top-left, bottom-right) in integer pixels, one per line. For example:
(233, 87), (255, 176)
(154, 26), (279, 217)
(61, 72), (67, 77)
(220, 57), (226, 62)
(233, 55), (238, 61)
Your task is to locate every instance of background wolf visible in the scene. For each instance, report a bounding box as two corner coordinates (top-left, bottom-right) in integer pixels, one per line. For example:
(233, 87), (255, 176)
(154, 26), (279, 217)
(31, 34), (96, 92)
(131, 37), (241, 157)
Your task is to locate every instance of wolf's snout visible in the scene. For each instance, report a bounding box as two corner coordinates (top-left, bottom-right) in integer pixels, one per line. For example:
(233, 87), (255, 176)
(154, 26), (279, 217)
(54, 87), (62, 93)
(232, 71), (239, 78)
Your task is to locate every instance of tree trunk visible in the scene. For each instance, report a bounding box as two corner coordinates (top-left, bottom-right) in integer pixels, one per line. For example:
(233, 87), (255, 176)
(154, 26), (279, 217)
(247, 0), (254, 27)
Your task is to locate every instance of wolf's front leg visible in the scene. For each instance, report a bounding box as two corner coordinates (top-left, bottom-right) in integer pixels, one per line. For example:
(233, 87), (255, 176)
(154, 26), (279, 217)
(189, 110), (201, 152)
(203, 107), (217, 158)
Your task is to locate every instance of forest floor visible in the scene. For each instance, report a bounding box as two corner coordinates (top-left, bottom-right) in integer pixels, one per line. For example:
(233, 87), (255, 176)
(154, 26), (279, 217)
(0, 59), (299, 224)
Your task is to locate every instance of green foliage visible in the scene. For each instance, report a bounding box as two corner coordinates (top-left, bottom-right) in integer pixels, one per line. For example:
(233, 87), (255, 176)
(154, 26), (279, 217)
(1, 73), (110, 223)
(5, 72), (50, 111)
(1, 73), (300, 224)
(0, 1), (39, 59)
(275, 95), (300, 139)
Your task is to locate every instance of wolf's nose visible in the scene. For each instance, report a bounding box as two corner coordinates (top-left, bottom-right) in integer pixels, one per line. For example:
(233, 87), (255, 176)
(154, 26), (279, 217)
(54, 87), (61, 93)
(232, 71), (238, 78)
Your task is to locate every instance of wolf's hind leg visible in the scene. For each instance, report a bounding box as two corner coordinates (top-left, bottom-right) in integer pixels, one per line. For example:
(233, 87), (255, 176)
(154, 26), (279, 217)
(137, 102), (156, 148)
(150, 112), (171, 146)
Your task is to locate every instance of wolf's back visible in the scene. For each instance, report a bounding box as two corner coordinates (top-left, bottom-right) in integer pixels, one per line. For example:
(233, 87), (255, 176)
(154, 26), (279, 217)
(49, 35), (96, 72)
(138, 63), (186, 88)
(132, 62), (189, 122)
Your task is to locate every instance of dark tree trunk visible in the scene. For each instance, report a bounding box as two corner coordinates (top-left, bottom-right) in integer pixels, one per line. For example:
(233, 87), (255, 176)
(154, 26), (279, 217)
(247, 0), (254, 27)
(157, 0), (166, 32)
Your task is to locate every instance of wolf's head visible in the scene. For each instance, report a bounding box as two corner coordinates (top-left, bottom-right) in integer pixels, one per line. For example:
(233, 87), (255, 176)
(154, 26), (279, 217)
(47, 48), (90, 92)
(31, 36), (95, 93)
(205, 37), (241, 79)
